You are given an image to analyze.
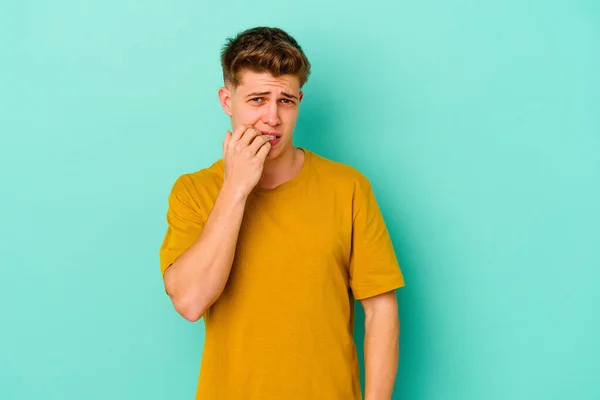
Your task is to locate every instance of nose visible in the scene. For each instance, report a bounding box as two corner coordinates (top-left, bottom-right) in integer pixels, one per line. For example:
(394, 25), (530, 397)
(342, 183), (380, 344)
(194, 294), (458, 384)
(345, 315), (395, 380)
(262, 101), (281, 127)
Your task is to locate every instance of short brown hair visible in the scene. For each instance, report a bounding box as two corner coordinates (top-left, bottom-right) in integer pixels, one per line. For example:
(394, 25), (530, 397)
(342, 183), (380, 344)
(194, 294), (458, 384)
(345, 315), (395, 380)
(220, 26), (311, 88)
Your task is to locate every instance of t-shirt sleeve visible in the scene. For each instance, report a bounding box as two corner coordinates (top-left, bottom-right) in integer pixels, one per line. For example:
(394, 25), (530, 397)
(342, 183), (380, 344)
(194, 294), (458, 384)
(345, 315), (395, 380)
(158, 174), (206, 277)
(349, 182), (405, 300)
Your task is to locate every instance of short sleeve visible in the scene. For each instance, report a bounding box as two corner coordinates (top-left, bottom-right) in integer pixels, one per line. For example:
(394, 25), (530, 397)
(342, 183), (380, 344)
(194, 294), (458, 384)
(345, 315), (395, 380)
(349, 183), (405, 300)
(158, 175), (206, 277)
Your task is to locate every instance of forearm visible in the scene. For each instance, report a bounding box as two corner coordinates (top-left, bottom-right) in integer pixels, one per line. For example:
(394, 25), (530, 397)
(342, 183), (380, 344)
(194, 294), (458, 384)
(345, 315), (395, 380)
(364, 308), (400, 400)
(164, 183), (248, 321)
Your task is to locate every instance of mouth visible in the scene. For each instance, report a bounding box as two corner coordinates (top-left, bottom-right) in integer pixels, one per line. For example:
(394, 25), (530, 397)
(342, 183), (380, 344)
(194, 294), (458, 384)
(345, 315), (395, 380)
(261, 131), (281, 140)
(261, 131), (282, 147)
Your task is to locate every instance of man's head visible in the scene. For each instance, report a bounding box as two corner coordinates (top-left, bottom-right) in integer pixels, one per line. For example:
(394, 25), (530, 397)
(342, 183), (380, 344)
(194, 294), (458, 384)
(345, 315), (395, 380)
(218, 27), (311, 160)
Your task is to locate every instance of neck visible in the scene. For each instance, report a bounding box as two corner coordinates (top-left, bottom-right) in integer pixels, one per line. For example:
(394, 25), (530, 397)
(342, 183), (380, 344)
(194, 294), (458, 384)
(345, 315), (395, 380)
(258, 146), (304, 189)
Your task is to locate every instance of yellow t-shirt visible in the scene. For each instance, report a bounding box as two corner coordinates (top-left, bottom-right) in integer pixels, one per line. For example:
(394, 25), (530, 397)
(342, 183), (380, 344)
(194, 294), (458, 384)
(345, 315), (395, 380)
(159, 148), (405, 399)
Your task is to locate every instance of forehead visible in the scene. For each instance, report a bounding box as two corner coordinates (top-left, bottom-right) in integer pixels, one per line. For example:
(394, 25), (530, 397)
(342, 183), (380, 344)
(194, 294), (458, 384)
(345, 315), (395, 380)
(236, 70), (300, 93)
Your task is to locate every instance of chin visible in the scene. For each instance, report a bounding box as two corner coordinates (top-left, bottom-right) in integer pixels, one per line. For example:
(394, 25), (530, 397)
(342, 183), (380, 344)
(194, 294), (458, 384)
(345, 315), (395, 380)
(267, 143), (290, 160)
(266, 149), (279, 161)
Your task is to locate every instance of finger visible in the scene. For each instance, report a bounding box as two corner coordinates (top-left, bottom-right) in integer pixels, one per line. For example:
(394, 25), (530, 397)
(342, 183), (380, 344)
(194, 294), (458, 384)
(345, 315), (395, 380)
(248, 134), (272, 155)
(256, 140), (271, 160)
(229, 124), (250, 144)
(240, 127), (264, 148)
(223, 130), (232, 152)
(231, 115), (262, 144)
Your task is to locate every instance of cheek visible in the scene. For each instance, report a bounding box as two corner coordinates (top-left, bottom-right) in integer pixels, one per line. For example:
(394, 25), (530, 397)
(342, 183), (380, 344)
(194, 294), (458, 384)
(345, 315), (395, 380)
(234, 104), (261, 123)
(281, 109), (298, 126)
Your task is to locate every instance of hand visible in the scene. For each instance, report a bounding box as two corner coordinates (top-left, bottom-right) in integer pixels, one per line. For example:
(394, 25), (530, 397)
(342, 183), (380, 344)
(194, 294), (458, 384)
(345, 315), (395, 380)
(221, 123), (273, 198)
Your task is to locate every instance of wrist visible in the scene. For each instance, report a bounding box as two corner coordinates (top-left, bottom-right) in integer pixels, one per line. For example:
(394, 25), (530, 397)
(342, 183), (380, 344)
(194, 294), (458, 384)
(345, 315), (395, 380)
(220, 181), (250, 204)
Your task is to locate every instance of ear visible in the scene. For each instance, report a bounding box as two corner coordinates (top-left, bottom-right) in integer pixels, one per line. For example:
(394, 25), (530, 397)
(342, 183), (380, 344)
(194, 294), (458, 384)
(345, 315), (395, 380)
(299, 91), (304, 103)
(218, 86), (233, 117)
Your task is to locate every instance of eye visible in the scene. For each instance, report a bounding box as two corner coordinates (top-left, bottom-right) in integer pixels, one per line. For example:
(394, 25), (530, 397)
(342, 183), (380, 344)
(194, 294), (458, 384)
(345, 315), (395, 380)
(280, 99), (294, 104)
(250, 97), (263, 103)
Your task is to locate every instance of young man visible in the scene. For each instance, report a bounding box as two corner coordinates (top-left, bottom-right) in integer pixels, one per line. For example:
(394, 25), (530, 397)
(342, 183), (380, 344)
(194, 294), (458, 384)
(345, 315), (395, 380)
(159, 26), (405, 400)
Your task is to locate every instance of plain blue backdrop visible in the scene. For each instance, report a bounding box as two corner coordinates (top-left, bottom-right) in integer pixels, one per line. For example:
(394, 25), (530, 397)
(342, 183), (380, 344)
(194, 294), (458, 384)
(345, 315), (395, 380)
(1, 1), (599, 399)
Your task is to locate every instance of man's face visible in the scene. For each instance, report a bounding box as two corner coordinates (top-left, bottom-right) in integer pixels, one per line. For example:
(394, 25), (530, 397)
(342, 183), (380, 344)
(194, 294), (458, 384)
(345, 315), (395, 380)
(219, 69), (303, 160)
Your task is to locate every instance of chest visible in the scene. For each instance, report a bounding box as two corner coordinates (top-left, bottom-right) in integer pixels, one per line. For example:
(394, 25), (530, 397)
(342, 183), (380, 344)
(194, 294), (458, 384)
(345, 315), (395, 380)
(230, 189), (354, 292)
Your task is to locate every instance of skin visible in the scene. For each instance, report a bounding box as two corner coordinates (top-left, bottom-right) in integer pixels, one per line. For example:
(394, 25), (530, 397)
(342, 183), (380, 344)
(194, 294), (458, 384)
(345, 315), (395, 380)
(362, 290), (401, 400)
(218, 70), (306, 189)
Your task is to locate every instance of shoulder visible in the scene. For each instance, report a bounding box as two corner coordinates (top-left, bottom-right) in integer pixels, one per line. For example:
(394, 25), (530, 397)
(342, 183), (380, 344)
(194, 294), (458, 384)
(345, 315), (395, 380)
(308, 150), (372, 196)
(167, 158), (225, 206)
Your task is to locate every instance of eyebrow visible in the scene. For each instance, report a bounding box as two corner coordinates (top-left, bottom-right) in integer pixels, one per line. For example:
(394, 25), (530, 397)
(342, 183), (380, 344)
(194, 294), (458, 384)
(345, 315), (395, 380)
(246, 91), (299, 100)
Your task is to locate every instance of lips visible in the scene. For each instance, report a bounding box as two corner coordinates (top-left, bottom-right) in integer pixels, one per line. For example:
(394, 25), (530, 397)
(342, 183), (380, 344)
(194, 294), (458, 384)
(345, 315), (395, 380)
(261, 131), (281, 139)
(261, 131), (282, 146)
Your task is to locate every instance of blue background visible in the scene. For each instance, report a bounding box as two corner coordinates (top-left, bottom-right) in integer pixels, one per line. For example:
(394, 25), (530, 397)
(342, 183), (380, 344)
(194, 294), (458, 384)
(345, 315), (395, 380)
(1, 1), (599, 399)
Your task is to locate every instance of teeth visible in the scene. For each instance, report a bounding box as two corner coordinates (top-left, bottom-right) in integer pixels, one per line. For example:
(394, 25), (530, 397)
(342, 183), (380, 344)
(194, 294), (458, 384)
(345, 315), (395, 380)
(266, 135), (277, 140)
